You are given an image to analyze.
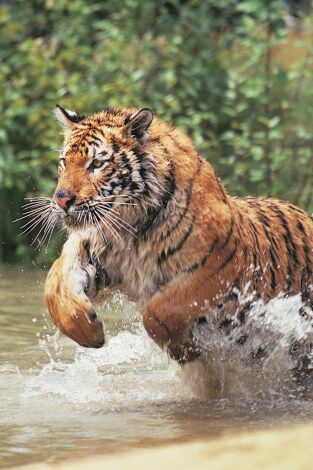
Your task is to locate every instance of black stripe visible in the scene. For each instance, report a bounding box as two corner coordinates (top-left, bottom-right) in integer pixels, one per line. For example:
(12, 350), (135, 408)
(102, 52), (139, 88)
(132, 147), (157, 197)
(103, 122), (116, 128)
(297, 219), (313, 305)
(297, 220), (305, 235)
(276, 208), (298, 262)
(112, 141), (120, 153)
(88, 134), (102, 143)
(158, 216), (195, 265)
(106, 108), (124, 116)
(212, 242), (237, 276)
(248, 221), (263, 269)
(159, 185), (192, 242)
(86, 140), (99, 148)
(237, 334), (248, 345)
(159, 157), (202, 243)
(224, 276), (241, 303)
(300, 271), (311, 303)
(136, 160), (176, 239)
(120, 151), (133, 173)
(237, 301), (252, 324)
(298, 220), (312, 275)
(219, 317), (233, 331)
(139, 165), (148, 195)
(97, 128), (106, 139)
(167, 134), (190, 155)
(273, 205), (299, 291)
(248, 221), (263, 295)
(174, 142), (192, 155)
(216, 176), (228, 204)
(102, 167), (116, 180)
(269, 246), (278, 269)
(257, 209), (279, 294)
(270, 267), (276, 293)
(183, 237), (219, 274)
(220, 215), (234, 250)
(287, 203), (307, 216)
(149, 136), (161, 144)
(162, 160), (176, 207)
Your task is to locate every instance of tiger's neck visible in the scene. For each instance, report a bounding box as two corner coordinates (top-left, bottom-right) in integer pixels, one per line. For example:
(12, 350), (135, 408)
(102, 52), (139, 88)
(119, 139), (229, 244)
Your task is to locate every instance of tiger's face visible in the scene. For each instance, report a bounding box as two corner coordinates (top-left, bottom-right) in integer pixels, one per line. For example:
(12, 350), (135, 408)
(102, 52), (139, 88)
(53, 105), (157, 233)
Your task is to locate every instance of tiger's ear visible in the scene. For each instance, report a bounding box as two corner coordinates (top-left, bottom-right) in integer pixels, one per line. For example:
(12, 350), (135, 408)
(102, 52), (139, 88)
(124, 108), (153, 140)
(55, 104), (85, 130)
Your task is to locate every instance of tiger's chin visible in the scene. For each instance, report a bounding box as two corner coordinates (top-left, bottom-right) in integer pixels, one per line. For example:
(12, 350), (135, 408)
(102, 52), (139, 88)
(61, 213), (96, 231)
(63, 216), (85, 229)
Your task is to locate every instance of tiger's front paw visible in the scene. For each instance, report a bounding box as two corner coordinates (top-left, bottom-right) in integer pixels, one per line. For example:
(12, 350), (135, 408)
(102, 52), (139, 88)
(44, 235), (105, 348)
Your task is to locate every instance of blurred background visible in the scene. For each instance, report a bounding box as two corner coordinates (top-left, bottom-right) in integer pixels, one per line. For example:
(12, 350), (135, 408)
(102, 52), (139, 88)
(0, 0), (312, 265)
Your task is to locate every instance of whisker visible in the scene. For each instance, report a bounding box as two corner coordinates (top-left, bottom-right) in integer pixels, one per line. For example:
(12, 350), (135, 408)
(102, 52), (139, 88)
(24, 196), (52, 201)
(35, 213), (57, 248)
(14, 206), (52, 223)
(96, 204), (137, 233)
(19, 207), (52, 230)
(56, 224), (67, 238)
(43, 214), (58, 246)
(96, 207), (136, 238)
(94, 209), (122, 245)
(22, 198), (52, 209)
(92, 201), (138, 209)
(22, 198), (51, 206)
(22, 199), (53, 208)
(20, 211), (53, 236)
(16, 194), (59, 247)
(30, 213), (56, 247)
(97, 209), (125, 234)
(99, 216), (122, 245)
(93, 213), (108, 245)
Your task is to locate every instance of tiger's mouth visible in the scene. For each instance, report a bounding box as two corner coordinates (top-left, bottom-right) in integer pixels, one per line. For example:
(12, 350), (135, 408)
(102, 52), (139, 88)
(54, 198), (136, 240)
(63, 213), (84, 229)
(53, 203), (92, 228)
(61, 207), (102, 229)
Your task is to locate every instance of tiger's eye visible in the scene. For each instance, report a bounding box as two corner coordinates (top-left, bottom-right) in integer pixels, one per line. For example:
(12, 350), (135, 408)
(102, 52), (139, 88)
(93, 159), (103, 168)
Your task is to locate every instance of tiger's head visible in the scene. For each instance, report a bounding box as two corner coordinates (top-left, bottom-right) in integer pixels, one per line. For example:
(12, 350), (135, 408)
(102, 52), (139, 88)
(52, 105), (170, 239)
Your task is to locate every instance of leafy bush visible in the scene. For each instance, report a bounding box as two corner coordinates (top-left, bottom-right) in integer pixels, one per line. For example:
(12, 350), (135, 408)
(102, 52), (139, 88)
(0, 0), (312, 263)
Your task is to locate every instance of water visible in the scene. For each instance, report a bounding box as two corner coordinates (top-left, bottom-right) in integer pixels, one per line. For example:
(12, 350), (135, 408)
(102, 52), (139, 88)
(1, 266), (313, 468)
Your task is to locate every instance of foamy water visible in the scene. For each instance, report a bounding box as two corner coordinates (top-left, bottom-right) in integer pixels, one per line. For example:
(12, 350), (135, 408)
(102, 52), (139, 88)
(23, 330), (181, 410)
(186, 294), (313, 399)
(1, 267), (313, 468)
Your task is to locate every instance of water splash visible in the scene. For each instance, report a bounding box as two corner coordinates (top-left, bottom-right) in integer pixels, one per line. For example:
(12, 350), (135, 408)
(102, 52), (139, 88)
(182, 294), (313, 399)
(23, 329), (184, 411)
(22, 294), (313, 403)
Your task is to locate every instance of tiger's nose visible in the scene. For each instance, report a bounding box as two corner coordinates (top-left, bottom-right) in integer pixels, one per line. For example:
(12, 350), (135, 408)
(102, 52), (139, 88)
(54, 189), (76, 211)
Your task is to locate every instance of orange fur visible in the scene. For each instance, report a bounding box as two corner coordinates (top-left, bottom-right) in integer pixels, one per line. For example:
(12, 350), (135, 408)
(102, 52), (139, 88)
(44, 107), (313, 362)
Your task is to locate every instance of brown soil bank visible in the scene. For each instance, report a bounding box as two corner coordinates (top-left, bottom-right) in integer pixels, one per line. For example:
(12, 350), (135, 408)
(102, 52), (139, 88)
(12, 423), (313, 470)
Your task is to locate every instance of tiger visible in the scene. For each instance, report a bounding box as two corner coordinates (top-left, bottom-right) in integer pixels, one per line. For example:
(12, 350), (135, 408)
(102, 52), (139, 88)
(43, 105), (313, 365)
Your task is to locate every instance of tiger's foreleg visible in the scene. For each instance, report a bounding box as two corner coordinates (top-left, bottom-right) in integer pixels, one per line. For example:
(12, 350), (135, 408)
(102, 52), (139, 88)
(44, 232), (109, 348)
(143, 272), (214, 363)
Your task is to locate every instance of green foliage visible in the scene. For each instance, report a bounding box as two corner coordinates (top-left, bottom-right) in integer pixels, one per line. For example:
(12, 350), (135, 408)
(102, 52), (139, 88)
(0, 0), (312, 263)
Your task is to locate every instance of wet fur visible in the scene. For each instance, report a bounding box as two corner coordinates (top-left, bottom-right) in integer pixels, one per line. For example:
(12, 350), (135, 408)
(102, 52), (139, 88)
(44, 107), (313, 363)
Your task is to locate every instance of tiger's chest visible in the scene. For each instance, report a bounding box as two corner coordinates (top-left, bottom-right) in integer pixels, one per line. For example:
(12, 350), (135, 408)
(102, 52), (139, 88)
(103, 238), (176, 306)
